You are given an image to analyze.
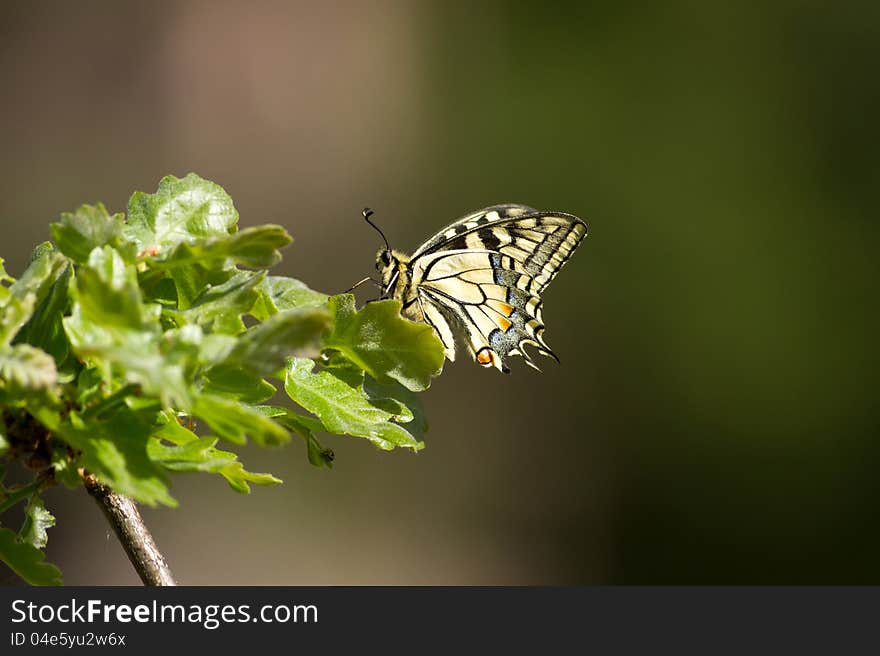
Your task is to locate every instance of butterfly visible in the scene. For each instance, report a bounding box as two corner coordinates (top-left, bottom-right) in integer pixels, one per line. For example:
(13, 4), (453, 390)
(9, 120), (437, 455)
(350, 204), (588, 373)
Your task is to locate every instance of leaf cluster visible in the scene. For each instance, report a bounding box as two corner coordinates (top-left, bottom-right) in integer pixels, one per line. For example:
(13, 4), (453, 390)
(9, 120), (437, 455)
(0, 173), (444, 584)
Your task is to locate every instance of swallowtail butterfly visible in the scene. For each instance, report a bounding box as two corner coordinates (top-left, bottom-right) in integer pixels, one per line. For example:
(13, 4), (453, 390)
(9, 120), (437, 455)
(352, 204), (588, 373)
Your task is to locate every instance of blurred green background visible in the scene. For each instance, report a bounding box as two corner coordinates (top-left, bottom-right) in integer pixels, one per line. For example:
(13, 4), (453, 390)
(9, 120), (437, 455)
(1, 1), (877, 584)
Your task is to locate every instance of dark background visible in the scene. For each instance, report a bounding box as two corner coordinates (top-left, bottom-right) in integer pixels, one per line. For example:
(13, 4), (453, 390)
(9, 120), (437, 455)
(1, 1), (877, 584)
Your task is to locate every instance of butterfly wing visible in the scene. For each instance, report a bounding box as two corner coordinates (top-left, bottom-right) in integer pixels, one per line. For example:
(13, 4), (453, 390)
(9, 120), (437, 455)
(407, 208), (588, 372)
(411, 204), (538, 258)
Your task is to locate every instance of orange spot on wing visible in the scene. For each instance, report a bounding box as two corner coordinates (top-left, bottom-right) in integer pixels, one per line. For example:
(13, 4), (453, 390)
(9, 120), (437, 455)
(487, 299), (515, 317)
(476, 349), (494, 365)
(496, 316), (512, 332)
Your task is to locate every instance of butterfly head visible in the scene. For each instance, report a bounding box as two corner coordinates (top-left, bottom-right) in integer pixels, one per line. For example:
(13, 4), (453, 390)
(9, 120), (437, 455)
(364, 207), (408, 293)
(375, 248), (393, 272)
(375, 247), (408, 290)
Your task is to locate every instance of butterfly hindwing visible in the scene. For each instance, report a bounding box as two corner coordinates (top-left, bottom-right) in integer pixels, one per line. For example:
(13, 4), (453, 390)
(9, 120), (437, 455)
(414, 257), (548, 373)
(397, 207), (587, 372)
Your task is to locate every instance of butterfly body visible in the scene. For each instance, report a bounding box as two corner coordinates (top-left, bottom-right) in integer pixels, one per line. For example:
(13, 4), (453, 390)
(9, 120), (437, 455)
(373, 204), (588, 373)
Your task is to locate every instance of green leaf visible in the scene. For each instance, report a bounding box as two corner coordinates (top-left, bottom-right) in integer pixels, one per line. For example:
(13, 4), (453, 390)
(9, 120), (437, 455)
(0, 276), (10, 308)
(252, 276), (329, 320)
(149, 432), (281, 493)
(64, 247), (191, 407)
(270, 408), (334, 468)
(222, 305), (331, 377)
(49, 203), (130, 263)
(323, 295), (444, 392)
(149, 410), (197, 445)
(0, 257), (14, 285)
(187, 331), (238, 367)
(0, 295), (36, 346)
(201, 364), (277, 404)
(140, 275), (178, 307)
(124, 173), (239, 252)
(192, 394), (290, 447)
(11, 248), (69, 308)
(363, 376), (428, 440)
(0, 249), (68, 347)
(215, 462), (282, 493)
(19, 495), (55, 549)
(284, 357), (423, 451)
(305, 433), (333, 467)
(26, 242), (55, 266)
(15, 262), (71, 363)
(165, 264), (239, 311)
(0, 344), (58, 396)
(168, 264), (208, 311)
(64, 305), (189, 407)
(166, 270), (264, 334)
(50, 444), (82, 489)
(0, 527), (62, 586)
(76, 246), (148, 330)
(53, 405), (175, 507)
(0, 296), (35, 349)
(148, 225), (292, 271)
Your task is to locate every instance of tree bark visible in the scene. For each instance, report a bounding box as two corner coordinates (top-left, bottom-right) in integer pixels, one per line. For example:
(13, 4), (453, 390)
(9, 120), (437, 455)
(83, 474), (177, 586)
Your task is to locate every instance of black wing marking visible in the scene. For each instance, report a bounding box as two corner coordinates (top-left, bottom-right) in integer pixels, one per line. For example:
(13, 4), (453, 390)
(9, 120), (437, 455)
(414, 211), (587, 293)
(410, 204), (537, 258)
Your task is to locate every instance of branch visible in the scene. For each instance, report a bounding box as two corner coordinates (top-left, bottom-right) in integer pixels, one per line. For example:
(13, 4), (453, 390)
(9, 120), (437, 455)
(82, 474), (177, 586)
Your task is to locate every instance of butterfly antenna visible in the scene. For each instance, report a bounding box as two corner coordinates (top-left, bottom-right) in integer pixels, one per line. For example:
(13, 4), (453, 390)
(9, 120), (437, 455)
(363, 207), (390, 251)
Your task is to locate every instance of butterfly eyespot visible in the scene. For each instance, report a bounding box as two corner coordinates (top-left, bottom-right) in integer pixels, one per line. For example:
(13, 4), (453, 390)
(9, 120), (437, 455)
(476, 348), (495, 366)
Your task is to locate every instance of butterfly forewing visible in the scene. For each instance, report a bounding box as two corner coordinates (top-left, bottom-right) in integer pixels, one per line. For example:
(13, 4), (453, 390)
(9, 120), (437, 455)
(385, 204), (587, 373)
(410, 204), (538, 257)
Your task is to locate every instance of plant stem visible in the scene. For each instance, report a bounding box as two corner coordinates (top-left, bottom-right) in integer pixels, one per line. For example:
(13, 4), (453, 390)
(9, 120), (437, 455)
(82, 474), (177, 586)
